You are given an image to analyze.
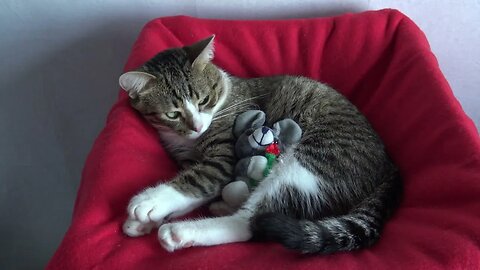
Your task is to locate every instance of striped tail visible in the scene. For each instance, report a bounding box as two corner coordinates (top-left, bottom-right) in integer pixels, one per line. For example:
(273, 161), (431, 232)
(251, 172), (402, 254)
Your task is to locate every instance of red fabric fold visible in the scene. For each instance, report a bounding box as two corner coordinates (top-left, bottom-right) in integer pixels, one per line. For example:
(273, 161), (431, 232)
(47, 9), (480, 270)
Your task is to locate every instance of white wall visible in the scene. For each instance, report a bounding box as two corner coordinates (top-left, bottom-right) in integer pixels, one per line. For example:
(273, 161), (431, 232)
(0, 0), (478, 269)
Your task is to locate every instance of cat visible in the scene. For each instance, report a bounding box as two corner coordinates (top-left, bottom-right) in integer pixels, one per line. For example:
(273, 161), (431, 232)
(119, 35), (402, 254)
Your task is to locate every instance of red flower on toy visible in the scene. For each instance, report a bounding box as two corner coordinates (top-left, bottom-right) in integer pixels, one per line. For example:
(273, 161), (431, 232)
(265, 142), (280, 156)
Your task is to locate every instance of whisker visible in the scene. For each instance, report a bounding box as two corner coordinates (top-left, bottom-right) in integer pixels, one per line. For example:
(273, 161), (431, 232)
(216, 103), (252, 114)
(218, 94), (267, 112)
(216, 103), (248, 114)
(213, 105), (260, 121)
(215, 94), (267, 115)
(212, 113), (239, 121)
(214, 104), (253, 119)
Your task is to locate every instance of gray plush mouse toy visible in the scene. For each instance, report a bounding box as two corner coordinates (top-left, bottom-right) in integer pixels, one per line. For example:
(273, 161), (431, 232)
(209, 110), (303, 216)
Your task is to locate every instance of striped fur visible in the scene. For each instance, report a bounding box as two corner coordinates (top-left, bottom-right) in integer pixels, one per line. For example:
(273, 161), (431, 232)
(119, 37), (402, 254)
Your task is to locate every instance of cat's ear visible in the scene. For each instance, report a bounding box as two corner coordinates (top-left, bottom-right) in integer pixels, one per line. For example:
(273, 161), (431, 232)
(119, 71), (156, 98)
(184, 35), (215, 69)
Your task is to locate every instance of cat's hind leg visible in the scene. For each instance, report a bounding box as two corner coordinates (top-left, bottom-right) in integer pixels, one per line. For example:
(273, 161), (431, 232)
(158, 211), (252, 252)
(157, 151), (319, 252)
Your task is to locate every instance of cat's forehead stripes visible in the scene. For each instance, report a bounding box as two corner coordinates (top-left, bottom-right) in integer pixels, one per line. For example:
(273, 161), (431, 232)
(141, 49), (210, 111)
(171, 99), (180, 108)
(144, 51), (203, 105)
(192, 89), (200, 99)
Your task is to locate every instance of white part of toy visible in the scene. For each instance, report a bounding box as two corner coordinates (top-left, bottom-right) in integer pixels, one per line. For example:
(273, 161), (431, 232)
(248, 128), (275, 149)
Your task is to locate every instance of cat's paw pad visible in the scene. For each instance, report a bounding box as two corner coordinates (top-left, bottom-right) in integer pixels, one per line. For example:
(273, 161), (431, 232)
(158, 223), (195, 252)
(122, 218), (156, 237)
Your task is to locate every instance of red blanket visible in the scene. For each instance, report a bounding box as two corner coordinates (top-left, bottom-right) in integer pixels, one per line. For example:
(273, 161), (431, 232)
(47, 10), (480, 270)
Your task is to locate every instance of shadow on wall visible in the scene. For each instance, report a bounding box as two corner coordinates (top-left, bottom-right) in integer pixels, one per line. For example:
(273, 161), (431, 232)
(0, 17), (150, 269)
(0, 5), (366, 269)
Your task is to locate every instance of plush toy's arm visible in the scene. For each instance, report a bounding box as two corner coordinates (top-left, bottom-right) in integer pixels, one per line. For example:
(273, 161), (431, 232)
(235, 156), (268, 183)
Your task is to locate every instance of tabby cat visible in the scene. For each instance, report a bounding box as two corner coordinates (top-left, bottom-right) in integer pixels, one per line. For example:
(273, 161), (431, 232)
(119, 36), (402, 254)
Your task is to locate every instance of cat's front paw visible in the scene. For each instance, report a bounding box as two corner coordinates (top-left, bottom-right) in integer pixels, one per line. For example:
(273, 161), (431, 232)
(127, 184), (206, 224)
(128, 186), (173, 223)
(122, 218), (156, 237)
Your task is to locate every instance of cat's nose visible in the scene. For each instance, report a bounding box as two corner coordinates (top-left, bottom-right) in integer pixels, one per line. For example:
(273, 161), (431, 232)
(194, 123), (204, 133)
(261, 127), (269, 134)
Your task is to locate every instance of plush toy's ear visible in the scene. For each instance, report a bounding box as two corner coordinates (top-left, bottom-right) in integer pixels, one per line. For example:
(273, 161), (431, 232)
(272, 119), (303, 146)
(119, 71), (156, 98)
(233, 110), (266, 138)
(184, 35), (215, 71)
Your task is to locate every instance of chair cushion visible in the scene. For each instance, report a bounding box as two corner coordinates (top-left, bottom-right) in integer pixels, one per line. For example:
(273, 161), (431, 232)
(47, 9), (480, 270)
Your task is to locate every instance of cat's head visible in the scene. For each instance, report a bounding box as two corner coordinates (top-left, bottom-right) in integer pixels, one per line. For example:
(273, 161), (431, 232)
(119, 35), (230, 139)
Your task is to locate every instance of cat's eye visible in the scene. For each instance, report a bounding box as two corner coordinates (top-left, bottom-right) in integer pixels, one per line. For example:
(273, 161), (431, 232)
(199, 95), (210, 106)
(165, 111), (180, 119)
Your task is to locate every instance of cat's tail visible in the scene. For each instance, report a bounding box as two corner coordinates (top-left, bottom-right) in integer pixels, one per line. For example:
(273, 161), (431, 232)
(250, 170), (402, 254)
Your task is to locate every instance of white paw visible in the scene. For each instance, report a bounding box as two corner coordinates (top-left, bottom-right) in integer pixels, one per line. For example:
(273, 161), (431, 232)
(127, 187), (170, 223)
(158, 215), (252, 251)
(158, 223), (195, 252)
(127, 184), (204, 224)
(122, 218), (156, 237)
